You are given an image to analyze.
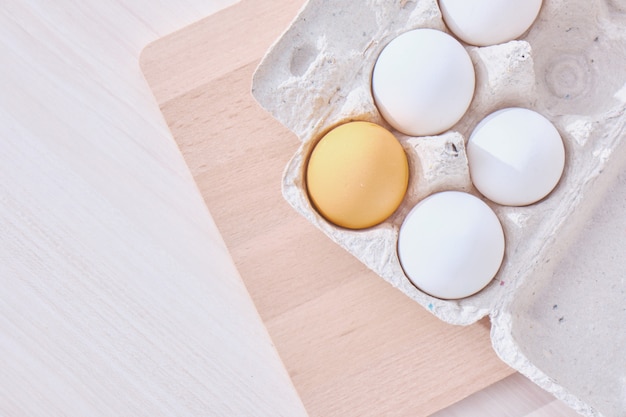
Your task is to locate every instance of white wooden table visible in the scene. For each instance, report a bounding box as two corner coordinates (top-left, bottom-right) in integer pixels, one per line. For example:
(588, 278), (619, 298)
(0, 1), (580, 416)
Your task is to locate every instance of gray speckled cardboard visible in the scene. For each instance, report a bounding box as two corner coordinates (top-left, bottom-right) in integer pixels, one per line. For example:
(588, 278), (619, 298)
(252, 0), (626, 415)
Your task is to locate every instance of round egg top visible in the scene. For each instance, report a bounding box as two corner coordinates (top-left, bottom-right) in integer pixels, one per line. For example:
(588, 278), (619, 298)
(372, 28), (475, 137)
(397, 191), (505, 300)
(306, 121), (409, 230)
(467, 107), (565, 206)
(438, 0), (543, 46)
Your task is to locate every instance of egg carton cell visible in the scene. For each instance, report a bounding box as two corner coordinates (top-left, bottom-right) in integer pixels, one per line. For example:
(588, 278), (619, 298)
(252, 0), (539, 326)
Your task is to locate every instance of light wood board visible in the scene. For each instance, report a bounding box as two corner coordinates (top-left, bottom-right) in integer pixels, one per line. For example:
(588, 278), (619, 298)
(140, 1), (515, 415)
(0, 1), (308, 416)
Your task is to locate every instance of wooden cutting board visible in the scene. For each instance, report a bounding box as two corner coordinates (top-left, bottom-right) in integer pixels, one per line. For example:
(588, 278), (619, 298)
(140, 1), (514, 415)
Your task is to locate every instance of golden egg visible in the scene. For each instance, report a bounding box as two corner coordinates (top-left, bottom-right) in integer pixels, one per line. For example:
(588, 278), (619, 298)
(306, 121), (409, 229)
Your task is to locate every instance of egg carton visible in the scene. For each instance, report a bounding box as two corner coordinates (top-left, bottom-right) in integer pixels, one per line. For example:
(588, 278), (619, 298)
(251, 0), (626, 415)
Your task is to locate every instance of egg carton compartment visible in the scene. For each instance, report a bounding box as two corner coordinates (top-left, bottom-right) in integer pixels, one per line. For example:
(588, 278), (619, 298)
(252, 0), (539, 326)
(490, 128), (626, 417)
(251, 0), (626, 416)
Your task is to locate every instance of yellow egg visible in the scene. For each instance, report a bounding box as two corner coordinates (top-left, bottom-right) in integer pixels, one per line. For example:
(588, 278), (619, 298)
(306, 121), (409, 229)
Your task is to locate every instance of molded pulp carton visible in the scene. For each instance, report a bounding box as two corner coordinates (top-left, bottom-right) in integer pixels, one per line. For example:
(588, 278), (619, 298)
(252, 1), (626, 415)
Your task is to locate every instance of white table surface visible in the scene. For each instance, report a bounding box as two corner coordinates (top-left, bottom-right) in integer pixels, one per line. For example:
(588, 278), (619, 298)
(0, 1), (581, 416)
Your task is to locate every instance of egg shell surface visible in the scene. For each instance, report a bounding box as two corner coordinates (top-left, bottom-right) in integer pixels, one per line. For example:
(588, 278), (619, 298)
(467, 107), (565, 206)
(372, 28), (475, 137)
(306, 121), (409, 229)
(397, 191), (505, 300)
(438, 0), (543, 46)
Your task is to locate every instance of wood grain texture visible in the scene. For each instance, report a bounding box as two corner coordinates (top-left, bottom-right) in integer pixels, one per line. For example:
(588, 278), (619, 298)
(140, 1), (518, 416)
(432, 373), (581, 417)
(0, 2), (308, 417)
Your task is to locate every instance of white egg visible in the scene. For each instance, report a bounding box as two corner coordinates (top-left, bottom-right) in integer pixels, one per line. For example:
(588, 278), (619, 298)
(371, 29), (475, 137)
(397, 191), (505, 300)
(438, 0), (543, 46)
(467, 107), (565, 206)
